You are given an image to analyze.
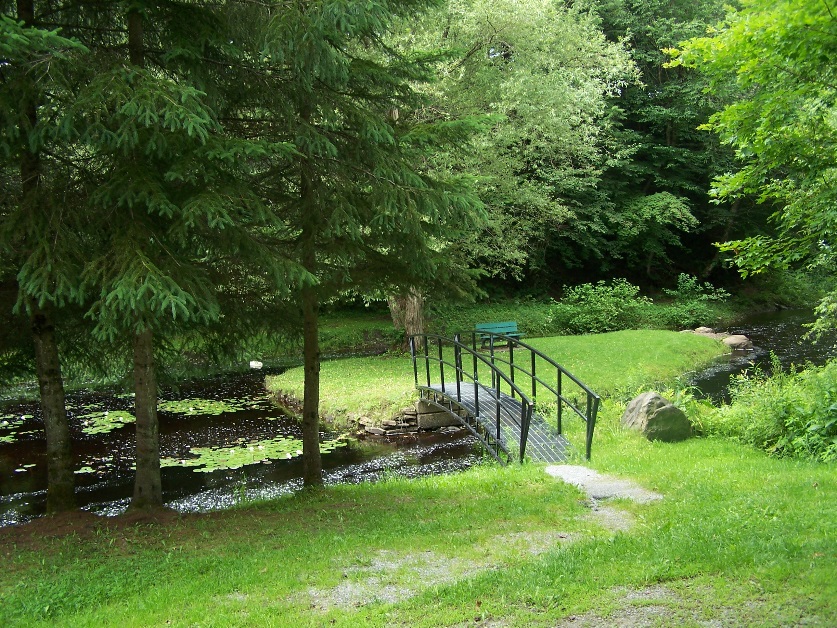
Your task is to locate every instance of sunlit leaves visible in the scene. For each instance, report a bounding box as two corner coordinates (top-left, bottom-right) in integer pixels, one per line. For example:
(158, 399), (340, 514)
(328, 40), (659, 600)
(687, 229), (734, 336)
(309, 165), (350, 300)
(674, 0), (837, 330)
(398, 0), (639, 279)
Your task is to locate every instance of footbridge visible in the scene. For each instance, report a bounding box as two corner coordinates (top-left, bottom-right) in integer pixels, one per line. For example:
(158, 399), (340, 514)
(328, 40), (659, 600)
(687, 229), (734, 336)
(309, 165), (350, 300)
(409, 332), (600, 464)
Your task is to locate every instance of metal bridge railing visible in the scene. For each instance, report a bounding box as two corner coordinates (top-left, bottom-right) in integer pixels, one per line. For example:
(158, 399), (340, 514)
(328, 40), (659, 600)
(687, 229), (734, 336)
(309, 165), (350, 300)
(460, 331), (600, 460)
(409, 334), (533, 462)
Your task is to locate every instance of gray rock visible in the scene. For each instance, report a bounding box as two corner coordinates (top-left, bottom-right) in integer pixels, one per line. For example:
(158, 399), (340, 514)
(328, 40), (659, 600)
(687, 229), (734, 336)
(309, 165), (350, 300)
(723, 334), (754, 351)
(621, 392), (692, 442)
(417, 411), (461, 429)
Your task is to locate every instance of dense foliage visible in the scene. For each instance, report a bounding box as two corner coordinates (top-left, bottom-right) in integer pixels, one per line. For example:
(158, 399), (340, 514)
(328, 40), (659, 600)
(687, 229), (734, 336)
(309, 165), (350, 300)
(674, 0), (837, 333)
(703, 357), (837, 463)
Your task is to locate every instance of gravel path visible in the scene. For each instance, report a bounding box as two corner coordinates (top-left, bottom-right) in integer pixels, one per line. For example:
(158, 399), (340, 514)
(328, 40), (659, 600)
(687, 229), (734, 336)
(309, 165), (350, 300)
(544, 465), (664, 504)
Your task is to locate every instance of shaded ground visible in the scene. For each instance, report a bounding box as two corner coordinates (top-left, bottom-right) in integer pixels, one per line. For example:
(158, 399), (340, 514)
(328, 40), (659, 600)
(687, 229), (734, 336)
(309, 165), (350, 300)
(0, 508), (183, 549)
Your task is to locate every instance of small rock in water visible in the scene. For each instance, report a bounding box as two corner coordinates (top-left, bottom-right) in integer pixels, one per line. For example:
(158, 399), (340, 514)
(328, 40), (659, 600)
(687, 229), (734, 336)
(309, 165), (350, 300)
(249, 360), (264, 369)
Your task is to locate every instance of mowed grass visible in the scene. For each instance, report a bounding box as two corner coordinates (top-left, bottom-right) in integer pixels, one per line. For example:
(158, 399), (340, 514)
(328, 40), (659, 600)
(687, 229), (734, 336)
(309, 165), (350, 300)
(1, 436), (834, 626)
(266, 329), (726, 425)
(3, 329), (832, 626)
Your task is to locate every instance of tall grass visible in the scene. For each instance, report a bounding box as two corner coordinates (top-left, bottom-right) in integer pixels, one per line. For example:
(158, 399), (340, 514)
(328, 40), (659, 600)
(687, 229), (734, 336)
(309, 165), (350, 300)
(700, 355), (837, 462)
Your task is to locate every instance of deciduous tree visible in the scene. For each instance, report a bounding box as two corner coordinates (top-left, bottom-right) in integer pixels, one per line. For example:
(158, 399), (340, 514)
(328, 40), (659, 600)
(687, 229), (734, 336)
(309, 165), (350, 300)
(673, 0), (837, 331)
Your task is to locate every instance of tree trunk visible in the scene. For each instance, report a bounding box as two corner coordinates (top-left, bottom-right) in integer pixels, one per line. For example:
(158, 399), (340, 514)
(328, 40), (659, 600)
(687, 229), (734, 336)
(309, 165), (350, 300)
(387, 287), (424, 349)
(31, 307), (75, 512)
(403, 288), (425, 338)
(131, 328), (162, 510)
(387, 294), (405, 329)
(127, 8), (145, 68)
(299, 96), (323, 486)
(300, 274), (323, 487)
(18, 0), (75, 513)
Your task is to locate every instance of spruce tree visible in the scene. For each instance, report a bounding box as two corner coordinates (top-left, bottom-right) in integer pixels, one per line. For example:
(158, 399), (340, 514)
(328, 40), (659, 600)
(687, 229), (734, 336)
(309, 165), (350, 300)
(243, 0), (485, 485)
(0, 1), (88, 512)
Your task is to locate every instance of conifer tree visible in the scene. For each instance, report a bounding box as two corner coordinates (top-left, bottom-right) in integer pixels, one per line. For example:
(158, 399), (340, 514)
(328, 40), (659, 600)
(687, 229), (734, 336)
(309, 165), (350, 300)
(243, 0), (485, 485)
(3, 0), (298, 510)
(0, 1), (88, 512)
(67, 1), (297, 509)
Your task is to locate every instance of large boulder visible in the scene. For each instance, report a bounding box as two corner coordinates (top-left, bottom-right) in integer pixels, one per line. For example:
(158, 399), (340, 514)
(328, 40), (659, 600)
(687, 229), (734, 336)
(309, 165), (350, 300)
(722, 334), (754, 351)
(621, 392), (692, 442)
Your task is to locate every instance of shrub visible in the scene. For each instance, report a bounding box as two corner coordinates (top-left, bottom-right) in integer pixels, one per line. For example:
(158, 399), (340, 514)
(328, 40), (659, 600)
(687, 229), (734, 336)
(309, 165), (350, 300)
(557, 279), (652, 334)
(702, 355), (837, 462)
(655, 274), (731, 329)
(663, 273), (730, 303)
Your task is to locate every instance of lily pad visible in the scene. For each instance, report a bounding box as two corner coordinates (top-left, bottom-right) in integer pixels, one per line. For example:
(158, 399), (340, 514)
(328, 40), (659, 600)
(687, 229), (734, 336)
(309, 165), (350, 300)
(77, 410), (135, 435)
(158, 398), (256, 416)
(0, 413), (33, 428)
(161, 435), (346, 472)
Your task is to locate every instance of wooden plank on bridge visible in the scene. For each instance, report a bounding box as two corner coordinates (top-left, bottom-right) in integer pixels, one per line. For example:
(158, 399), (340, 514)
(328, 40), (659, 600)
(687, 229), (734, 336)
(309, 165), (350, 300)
(426, 383), (572, 463)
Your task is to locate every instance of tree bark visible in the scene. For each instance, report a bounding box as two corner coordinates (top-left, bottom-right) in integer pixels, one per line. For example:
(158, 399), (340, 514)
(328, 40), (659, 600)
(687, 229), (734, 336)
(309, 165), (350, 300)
(387, 294), (405, 329)
(300, 271), (323, 487)
(387, 287), (424, 349)
(31, 307), (76, 512)
(127, 8), (145, 68)
(18, 0), (75, 513)
(299, 93), (323, 486)
(131, 327), (162, 509)
(403, 287), (425, 338)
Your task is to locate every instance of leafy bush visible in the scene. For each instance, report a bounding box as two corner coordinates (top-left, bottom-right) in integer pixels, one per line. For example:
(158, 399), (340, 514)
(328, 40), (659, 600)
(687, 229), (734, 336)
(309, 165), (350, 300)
(702, 355), (837, 462)
(654, 274), (731, 329)
(556, 279), (653, 334)
(663, 273), (730, 303)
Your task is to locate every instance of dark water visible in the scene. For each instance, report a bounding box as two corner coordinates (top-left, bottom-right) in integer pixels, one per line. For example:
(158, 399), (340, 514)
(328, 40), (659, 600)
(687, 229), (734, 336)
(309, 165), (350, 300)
(689, 309), (837, 403)
(0, 372), (480, 527)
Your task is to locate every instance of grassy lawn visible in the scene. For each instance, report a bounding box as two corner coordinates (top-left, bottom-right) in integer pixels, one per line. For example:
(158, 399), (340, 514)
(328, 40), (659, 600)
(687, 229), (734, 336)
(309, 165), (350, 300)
(1, 436), (833, 626)
(2, 329), (833, 626)
(266, 329), (727, 424)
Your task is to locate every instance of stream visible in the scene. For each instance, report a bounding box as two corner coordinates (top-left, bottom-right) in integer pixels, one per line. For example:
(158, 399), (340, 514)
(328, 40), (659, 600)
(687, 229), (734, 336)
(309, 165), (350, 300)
(2, 309), (835, 527)
(688, 309), (837, 402)
(0, 372), (481, 527)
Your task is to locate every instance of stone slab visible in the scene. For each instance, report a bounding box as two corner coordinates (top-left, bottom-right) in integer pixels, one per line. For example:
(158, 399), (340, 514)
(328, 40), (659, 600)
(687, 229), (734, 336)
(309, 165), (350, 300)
(417, 411), (463, 429)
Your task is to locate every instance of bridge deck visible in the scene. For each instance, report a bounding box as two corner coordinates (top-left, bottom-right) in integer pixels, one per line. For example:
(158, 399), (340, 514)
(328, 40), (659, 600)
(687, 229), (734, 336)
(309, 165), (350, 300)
(426, 383), (571, 463)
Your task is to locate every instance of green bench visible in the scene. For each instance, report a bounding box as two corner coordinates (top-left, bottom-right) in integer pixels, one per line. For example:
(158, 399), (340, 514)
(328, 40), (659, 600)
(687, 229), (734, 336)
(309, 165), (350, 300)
(475, 321), (523, 348)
